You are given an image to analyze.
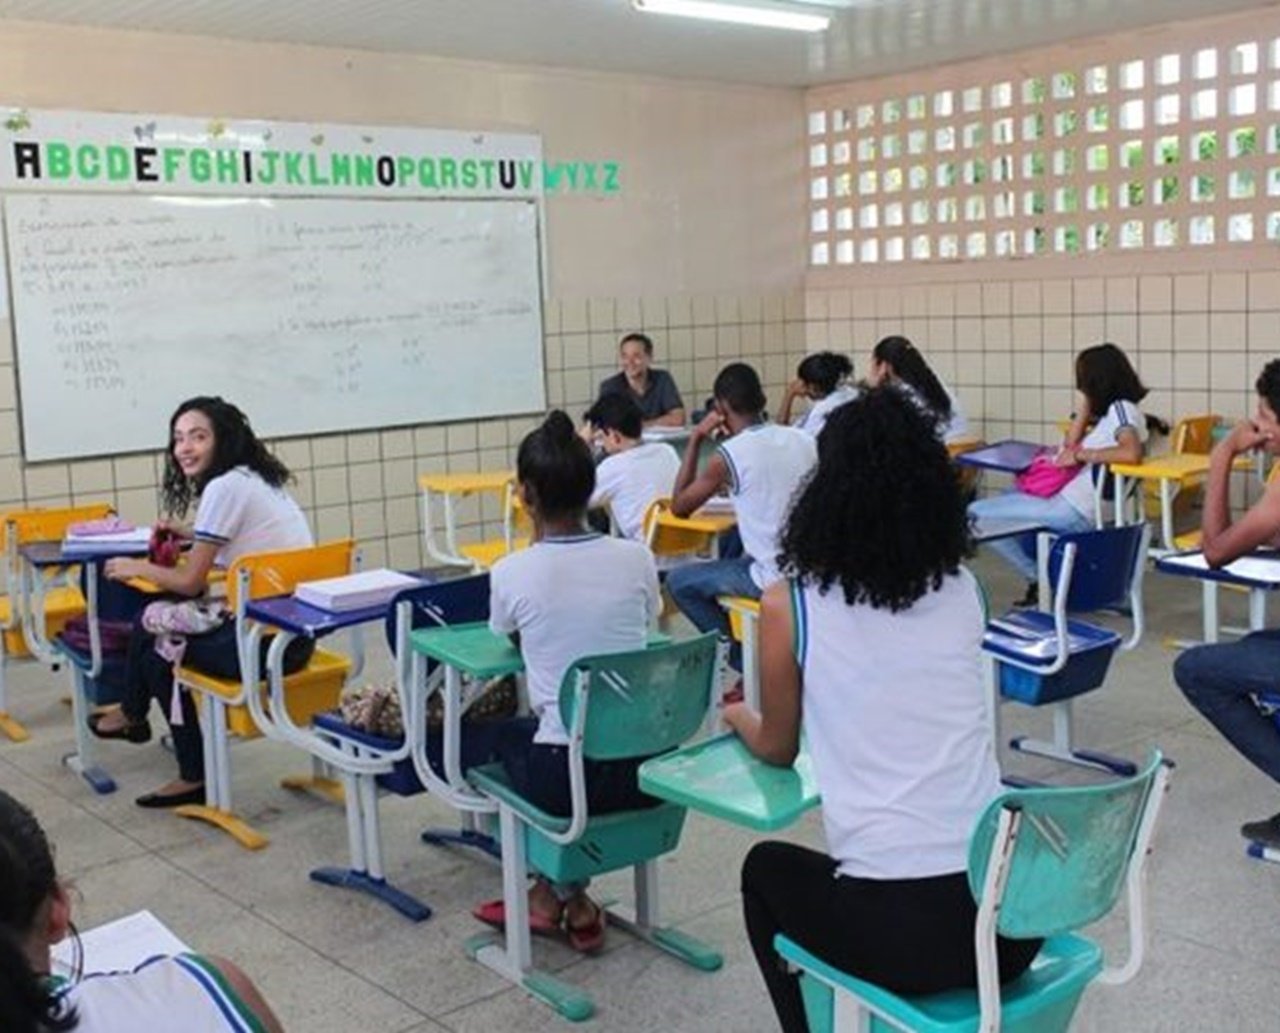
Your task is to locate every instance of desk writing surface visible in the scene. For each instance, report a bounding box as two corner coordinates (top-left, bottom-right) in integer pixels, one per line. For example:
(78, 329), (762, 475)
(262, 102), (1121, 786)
(1109, 452), (1253, 480)
(410, 622), (526, 678)
(639, 734), (819, 832)
(246, 595), (396, 637)
(1156, 550), (1280, 588)
(20, 540), (147, 566)
(418, 471), (513, 494)
(954, 440), (1045, 473)
(972, 517), (1046, 543)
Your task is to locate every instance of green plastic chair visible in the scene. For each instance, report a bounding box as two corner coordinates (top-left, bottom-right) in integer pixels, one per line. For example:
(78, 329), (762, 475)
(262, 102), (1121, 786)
(466, 632), (723, 1022)
(776, 751), (1170, 1033)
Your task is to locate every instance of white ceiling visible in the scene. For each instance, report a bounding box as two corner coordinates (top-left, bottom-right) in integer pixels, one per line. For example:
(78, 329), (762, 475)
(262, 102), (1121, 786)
(0, 0), (1274, 88)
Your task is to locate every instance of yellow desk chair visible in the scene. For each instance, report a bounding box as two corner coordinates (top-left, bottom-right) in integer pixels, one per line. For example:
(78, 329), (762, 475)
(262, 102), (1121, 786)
(1145, 413), (1221, 532)
(947, 437), (987, 498)
(717, 596), (761, 710)
(0, 503), (114, 742)
(644, 498), (738, 621)
(419, 471), (526, 569)
(173, 539), (357, 850)
(458, 480), (531, 571)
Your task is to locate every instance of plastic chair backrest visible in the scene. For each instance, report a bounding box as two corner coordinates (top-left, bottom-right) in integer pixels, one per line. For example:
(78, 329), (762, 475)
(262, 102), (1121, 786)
(968, 751), (1162, 938)
(2, 504), (115, 549)
(225, 539), (355, 611)
(382, 573), (490, 657)
(1047, 524), (1144, 612)
(643, 498), (717, 557)
(1172, 414), (1220, 455)
(558, 632), (718, 762)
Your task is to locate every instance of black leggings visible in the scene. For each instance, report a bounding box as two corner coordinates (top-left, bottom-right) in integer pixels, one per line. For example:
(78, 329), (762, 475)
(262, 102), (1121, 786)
(121, 619), (314, 783)
(741, 841), (1043, 1033)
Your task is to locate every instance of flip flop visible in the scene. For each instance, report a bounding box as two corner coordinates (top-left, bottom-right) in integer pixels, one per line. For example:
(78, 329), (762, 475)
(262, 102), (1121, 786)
(472, 898), (560, 936)
(565, 903), (606, 954)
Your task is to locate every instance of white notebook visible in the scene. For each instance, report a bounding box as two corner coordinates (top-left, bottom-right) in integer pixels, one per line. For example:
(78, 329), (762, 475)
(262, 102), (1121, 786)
(294, 568), (423, 612)
(51, 910), (190, 977)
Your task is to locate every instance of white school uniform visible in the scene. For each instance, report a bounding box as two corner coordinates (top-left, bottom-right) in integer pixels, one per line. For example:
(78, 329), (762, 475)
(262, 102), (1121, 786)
(718, 424), (817, 589)
(1058, 399), (1147, 519)
(792, 568), (1000, 879)
(795, 384), (859, 439)
(52, 954), (263, 1033)
(590, 441), (681, 542)
(489, 533), (659, 745)
(192, 466), (314, 567)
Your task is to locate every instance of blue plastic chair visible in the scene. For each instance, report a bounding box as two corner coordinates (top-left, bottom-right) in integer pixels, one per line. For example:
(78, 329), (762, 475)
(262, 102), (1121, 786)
(777, 751), (1170, 1033)
(307, 573), (491, 919)
(466, 633), (723, 1022)
(984, 523), (1150, 777)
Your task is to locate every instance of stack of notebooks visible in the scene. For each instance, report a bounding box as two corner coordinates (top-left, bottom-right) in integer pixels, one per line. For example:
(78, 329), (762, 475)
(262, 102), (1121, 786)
(294, 569), (424, 612)
(62, 520), (152, 555)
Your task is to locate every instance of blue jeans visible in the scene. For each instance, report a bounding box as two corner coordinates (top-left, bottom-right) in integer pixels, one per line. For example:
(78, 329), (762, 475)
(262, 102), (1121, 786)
(1175, 630), (1280, 784)
(968, 491), (1094, 581)
(665, 556), (760, 671)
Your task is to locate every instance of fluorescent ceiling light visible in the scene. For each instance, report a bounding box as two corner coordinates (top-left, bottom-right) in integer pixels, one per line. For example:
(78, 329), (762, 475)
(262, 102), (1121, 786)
(633, 0), (832, 33)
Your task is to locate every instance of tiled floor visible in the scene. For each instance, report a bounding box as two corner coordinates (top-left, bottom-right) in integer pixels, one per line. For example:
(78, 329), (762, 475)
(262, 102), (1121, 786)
(2, 551), (1279, 1031)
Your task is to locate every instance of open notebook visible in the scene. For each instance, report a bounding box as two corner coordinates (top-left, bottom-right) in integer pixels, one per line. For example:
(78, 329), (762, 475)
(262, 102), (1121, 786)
(51, 910), (190, 977)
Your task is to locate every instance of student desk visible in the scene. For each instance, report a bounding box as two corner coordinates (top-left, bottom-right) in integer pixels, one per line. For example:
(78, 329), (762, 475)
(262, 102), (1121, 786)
(244, 591), (434, 911)
(971, 517), (1047, 544)
(20, 539), (148, 794)
(653, 503), (738, 560)
(954, 439), (1045, 475)
(1155, 550), (1280, 644)
(638, 733), (819, 832)
(1109, 453), (1255, 554)
(418, 471), (515, 569)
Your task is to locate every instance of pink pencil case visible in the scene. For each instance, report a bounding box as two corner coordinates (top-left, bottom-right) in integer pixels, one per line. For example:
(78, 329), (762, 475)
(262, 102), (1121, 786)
(66, 516), (135, 537)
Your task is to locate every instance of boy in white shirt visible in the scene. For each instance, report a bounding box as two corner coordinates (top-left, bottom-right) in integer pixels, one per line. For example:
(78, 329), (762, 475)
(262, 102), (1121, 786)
(583, 393), (680, 543)
(666, 363), (817, 672)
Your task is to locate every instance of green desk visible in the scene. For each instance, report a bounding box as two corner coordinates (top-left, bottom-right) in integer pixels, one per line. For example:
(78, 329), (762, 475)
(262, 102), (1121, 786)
(639, 733), (820, 832)
(410, 621), (525, 679)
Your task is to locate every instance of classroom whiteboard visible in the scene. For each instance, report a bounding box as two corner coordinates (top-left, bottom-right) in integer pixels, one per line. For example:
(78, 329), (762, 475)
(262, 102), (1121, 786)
(4, 193), (545, 461)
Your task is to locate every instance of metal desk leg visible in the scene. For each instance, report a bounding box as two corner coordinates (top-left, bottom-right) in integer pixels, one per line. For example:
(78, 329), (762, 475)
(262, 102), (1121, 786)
(61, 665), (116, 794)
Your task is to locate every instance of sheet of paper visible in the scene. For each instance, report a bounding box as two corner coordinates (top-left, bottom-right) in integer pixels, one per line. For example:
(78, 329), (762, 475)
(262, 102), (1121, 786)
(1161, 551), (1280, 584)
(51, 909), (190, 977)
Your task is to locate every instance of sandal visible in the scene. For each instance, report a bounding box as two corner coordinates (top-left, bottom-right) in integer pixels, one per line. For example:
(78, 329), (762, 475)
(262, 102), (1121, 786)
(565, 902), (606, 954)
(88, 712), (152, 744)
(472, 898), (561, 936)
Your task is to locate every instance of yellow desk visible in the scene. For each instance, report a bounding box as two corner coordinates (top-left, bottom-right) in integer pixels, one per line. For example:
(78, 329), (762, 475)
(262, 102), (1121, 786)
(648, 502), (737, 562)
(1109, 453), (1253, 553)
(418, 472), (516, 569)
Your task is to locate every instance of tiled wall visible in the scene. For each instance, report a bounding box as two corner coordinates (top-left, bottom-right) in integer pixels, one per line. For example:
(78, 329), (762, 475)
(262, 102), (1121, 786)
(0, 289), (808, 568)
(804, 270), (1280, 448)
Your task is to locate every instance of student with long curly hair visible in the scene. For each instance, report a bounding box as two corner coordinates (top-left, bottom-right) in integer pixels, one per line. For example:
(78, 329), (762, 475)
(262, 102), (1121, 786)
(723, 388), (1041, 1033)
(0, 787), (283, 1032)
(89, 397), (314, 808)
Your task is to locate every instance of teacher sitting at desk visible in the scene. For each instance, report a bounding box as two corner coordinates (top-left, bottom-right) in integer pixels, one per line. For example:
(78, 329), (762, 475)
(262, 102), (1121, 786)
(596, 332), (685, 428)
(723, 388), (1040, 1033)
(1175, 358), (1280, 852)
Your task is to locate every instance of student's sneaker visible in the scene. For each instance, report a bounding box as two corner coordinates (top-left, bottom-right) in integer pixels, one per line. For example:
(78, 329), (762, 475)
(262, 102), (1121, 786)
(1240, 812), (1280, 849)
(1011, 582), (1039, 609)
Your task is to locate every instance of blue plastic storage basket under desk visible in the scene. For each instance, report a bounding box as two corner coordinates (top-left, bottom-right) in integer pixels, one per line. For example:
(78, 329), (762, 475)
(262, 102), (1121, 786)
(985, 611), (1122, 705)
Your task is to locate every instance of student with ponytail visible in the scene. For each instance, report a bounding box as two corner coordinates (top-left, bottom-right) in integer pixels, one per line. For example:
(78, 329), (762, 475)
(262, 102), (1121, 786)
(0, 788), (283, 1032)
(867, 335), (971, 444)
(474, 409), (662, 953)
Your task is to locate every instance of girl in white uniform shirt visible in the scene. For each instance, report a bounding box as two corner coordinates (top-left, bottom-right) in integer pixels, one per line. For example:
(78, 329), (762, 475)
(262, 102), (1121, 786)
(0, 787), (283, 1033)
(968, 343), (1149, 605)
(777, 352), (859, 439)
(866, 334), (971, 444)
(474, 410), (661, 954)
(90, 397), (315, 809)
(723, 388), (1041, 1033)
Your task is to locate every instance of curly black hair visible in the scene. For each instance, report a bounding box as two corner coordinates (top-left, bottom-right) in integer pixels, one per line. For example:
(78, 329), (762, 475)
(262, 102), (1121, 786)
(797, 352), (854, 396)
(778, 386), (973, 612)
(161, 397), (292, 517)
(1256, 359), (1280, 416)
